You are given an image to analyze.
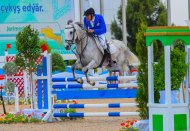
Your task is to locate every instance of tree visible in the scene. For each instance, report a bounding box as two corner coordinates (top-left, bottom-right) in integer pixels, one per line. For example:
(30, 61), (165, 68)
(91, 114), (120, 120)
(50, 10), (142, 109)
(3, 62), (17, 104)
(110, 1), (167, 54)
(68, 60), (76, 66)
(135, 5), (167, 118)
(15, 25), (41, 109)
(4, 81), (15, 104)
(136, 22), (160, 119)
(110, 19), (122, 40)
(52, 52), (66, 73)
(3, 62), (18, 76)
(4, 81), (15, 95)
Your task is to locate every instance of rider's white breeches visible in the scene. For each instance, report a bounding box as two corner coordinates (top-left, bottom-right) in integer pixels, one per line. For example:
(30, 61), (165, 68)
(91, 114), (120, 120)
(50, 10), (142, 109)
(98, 34), (107, 49)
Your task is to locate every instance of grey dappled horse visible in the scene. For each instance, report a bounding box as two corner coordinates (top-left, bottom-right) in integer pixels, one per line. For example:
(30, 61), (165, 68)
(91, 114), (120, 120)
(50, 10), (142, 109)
(64, 22), (139, 86)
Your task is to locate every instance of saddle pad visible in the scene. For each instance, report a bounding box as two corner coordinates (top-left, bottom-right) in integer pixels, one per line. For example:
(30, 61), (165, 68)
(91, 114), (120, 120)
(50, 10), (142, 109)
(94, 37), (117, 55)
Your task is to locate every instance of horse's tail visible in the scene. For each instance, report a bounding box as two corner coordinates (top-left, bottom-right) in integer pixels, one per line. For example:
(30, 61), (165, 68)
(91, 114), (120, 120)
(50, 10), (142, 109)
(125, 47), (139, 67)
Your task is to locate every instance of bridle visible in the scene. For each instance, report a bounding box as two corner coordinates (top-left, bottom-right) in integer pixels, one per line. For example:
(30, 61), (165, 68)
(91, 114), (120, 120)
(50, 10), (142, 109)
(65, 26), (76, 46)
(65, 24), (89, 66)
(65, 25), (88, 48)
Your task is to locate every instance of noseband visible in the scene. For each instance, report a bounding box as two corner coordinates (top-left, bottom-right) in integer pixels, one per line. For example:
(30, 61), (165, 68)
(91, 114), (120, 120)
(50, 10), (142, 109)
(65, 26), (76, 45)
(65, 25), (88, 48)
(65, 25), (89, 66)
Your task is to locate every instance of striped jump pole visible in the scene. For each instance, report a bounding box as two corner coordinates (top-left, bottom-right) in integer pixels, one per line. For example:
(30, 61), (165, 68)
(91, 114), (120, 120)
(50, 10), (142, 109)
(52, 83), (138, 89)
(53, 112), (139, 117)
(53, 103), (137, 109)
(52, 76), (136, 82)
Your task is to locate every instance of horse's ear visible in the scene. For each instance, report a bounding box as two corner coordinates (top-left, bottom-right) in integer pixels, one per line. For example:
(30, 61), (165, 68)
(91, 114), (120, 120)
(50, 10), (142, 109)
(67, 19), (73, 25)
(74, 22), (83, 28)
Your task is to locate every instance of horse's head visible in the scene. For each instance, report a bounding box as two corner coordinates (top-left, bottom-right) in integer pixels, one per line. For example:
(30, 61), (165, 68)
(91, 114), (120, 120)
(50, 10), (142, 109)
(64, 20), (84, 50)
(64, 20), (76, 50)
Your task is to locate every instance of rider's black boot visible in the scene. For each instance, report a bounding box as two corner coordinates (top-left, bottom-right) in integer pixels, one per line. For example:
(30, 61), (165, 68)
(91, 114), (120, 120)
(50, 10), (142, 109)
(104, 48), (112, 67)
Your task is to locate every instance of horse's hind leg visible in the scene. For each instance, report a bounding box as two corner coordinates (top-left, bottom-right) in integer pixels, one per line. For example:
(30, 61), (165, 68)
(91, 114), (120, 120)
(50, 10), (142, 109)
(122, 63), (131, 76)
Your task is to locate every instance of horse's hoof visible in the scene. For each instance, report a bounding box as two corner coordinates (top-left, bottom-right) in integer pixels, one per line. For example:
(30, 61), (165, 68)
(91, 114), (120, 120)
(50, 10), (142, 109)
(88, 81), (95, 86)
(76, 78), (83, 84)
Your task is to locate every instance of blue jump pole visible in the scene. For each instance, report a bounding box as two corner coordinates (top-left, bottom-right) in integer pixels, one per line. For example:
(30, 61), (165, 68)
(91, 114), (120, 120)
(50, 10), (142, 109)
(37, 65), (42, 109)
(43, 56), (49, 109)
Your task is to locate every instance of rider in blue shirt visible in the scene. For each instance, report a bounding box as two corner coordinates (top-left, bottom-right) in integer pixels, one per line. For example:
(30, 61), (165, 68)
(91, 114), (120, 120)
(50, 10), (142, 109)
(83, 8), (112, 67)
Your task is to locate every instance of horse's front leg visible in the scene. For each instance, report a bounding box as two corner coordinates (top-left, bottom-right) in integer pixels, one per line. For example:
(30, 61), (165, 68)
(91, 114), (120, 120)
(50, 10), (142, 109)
(82, 60), (97, 86)
(84, 70), (95, 86)
(72, 60), (83, 84)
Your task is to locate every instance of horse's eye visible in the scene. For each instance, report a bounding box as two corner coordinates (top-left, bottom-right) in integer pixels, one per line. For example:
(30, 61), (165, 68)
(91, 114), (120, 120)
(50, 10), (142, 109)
(70, 31), (73, 35)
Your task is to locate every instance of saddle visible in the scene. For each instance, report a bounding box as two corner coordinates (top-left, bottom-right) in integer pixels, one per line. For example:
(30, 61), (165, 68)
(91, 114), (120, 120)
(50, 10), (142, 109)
(92, 36), (116, 55)
(92, 36), (117, 67)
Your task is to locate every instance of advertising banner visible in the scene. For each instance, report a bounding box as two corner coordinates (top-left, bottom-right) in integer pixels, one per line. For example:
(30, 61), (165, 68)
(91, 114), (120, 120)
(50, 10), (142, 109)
(0, 0), (75, 56)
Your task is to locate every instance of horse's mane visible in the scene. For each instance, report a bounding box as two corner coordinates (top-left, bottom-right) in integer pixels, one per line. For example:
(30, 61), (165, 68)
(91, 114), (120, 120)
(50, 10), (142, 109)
(67, 20), (84, 29)
(74, 22), (83, 28)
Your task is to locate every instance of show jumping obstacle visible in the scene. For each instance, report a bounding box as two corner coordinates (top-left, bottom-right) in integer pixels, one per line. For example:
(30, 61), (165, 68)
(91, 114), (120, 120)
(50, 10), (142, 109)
(146, 26), (190, 131)
(34, 51), (139, 120)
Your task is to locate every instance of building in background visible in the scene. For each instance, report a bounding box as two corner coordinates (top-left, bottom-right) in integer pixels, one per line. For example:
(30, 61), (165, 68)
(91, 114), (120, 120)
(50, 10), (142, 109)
(161, 0), (189, 26)
(170, 0), (189, 26)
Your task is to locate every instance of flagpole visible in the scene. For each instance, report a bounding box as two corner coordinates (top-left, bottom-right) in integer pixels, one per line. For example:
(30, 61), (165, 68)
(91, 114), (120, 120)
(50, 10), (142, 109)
(121, 0), (127, 45)
(100, 0), (104, 16)
(74, 0), (80, 22)
(188, 0), (190, 20)
(79, 0), (83, 23)
(167, 0), (171, 26)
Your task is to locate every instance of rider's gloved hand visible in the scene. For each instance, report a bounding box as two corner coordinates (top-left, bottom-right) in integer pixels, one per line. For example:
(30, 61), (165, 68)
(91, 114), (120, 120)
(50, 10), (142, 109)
(88, 29), (94, 33)
(87, 29), (94, 36)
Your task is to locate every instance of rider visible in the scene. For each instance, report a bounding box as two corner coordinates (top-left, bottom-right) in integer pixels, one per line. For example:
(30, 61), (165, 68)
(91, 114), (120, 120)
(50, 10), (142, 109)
(83, 8), (112, 67)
